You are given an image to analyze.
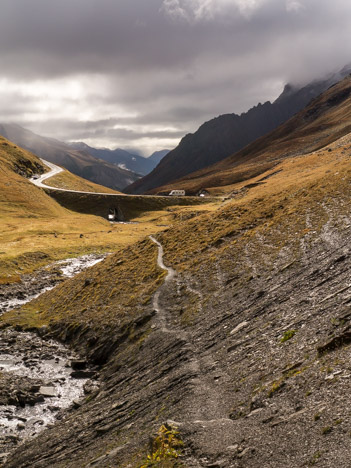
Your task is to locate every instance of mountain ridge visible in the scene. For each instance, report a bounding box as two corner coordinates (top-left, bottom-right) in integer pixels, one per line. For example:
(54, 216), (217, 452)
(126, 65), (351, 194)
(147, 74), (351, 195)
(67, 142), (168, 175)
(0, 124), (141, 191)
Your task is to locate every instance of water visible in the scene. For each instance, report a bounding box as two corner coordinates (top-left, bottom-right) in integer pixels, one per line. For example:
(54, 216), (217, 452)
(0, 253), (103, 458)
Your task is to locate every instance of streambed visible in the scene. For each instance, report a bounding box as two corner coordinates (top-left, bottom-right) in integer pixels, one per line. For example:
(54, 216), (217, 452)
(0, 253), (105, 316)
(0, 254), (104, 463)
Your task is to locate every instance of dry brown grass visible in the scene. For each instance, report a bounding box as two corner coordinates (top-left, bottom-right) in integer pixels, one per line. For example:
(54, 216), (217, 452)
(44, 169), (120, 194)
(0, 137), (171, 280)
(158, 138), (351, 274)
(3, 137), (351, 332)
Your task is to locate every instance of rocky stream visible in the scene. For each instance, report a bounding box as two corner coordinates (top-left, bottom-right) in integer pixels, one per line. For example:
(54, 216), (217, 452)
(0, 254), (105, 465)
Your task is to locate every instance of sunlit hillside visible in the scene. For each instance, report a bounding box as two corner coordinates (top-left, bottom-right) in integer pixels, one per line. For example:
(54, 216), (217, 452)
(0, 137), (168, 281)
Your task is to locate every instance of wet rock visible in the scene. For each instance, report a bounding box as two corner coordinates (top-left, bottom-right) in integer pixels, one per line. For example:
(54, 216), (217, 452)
(0, 453), (10, 464)
(71, 370), (95, 379)
(71, 359), (87, 370)
(0, 329), (97, 458)
(41, 353), (54, 360)
(39, 386), (57, 398)
(48, 405), (60, 412)
(83, 380), (100, 395)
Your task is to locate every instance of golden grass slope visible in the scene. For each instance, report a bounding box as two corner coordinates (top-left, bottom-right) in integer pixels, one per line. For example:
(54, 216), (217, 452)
(0, 134), (219, 284)
(43, 168), (121, 194)
(3, 134), (351, 332)
(0, 136), (64, 217)
(0, 137), (167, 281)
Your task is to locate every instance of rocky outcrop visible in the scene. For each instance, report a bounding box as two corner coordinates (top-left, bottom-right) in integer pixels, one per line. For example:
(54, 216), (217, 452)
(0, 329), (97, 462)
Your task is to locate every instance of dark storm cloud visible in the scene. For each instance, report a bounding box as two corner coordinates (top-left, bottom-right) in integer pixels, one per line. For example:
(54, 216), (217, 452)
(0, 0), (351, 153)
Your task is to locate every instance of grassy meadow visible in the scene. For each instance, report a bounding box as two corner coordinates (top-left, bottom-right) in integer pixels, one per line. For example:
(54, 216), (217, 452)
(2, 133), (351, 331)
(0, 135), (220, 283)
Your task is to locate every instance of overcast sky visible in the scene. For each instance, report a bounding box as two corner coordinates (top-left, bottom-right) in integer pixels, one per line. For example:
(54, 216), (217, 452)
(0, 0), (350, 155)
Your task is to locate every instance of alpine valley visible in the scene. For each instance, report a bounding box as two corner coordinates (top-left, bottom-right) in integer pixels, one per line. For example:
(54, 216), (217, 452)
(1, 69), (351, 468)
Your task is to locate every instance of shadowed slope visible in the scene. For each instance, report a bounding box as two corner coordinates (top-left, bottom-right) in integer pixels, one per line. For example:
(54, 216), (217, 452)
(126, 66), (351, 194)
(154, 75), (351, 195)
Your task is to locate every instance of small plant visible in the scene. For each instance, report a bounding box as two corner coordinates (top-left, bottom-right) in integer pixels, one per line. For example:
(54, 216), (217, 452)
(141, 424), (184, 467)
(280, 329), (297, 343)
(308, 451), (321, 466)
(322, 426), (332, 435)
(268, 379), (285, 398)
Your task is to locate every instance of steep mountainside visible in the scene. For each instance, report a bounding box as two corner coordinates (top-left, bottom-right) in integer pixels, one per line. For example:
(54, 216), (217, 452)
(3, 89), (351, 467)
(68, 143), (169, 175)
(148, 149), (170, 164)
(153, 74), (351, 195)
(126, 65), (351, 194)
(0, 124), (140, 191)
(0, 136), (63, 218)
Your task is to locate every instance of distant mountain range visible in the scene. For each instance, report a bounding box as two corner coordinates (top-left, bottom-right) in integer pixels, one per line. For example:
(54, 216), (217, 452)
(148, 149), (170, 165)
(126, 65), (351, 194)
(68, 143), (169, 176)
(0, 124), (169, 191)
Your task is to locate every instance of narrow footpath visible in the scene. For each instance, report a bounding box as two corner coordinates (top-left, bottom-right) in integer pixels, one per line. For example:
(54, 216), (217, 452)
(149, 235), (233, 433)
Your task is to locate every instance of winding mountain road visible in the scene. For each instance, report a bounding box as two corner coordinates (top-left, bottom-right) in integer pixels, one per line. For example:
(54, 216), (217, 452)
(31, 159), (130, 196)
(31, 159), (64, 188)
(30, 159), (125, 195)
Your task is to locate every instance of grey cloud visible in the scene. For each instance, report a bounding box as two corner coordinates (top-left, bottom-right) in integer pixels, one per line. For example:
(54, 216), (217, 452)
(0, 0), (351, 153)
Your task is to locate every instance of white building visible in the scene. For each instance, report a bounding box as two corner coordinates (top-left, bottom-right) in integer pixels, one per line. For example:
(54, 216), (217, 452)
(169, 189), (186, 196)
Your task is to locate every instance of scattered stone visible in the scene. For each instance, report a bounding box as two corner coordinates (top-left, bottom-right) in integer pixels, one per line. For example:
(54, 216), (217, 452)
(238, 447), (252, 458)
(0, 453), (9, 464)
(95, 424), (113, 435)
(230, 321), (249, 335)
(48, 406), (60, 412)
(325, 374), (335, 381)
(226, 445), (239, 452)
(83, 380), (100, 395)
(39, 386), (57, 397)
